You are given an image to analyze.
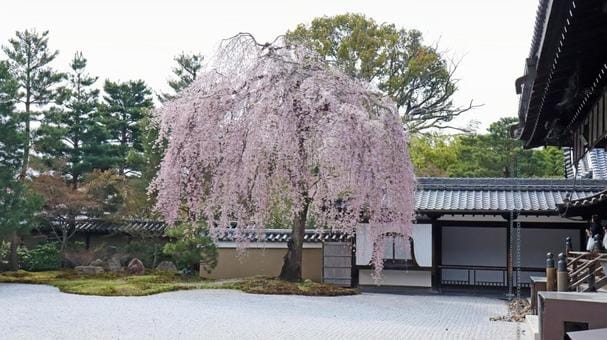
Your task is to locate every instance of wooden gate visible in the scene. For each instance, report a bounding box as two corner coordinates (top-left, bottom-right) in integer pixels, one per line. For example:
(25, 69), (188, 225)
(323, 241), (352, 286)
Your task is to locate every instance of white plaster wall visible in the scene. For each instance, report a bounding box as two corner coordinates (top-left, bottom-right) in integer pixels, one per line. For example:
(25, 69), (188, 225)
(359, 269), (431, 287)
(441, 226), (580, 284)
(517, 228), (580, 267)
(442, 227), (507, 266)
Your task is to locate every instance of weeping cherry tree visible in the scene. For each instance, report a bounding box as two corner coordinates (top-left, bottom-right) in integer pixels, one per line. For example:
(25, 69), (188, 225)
(151, 34), (416, 282)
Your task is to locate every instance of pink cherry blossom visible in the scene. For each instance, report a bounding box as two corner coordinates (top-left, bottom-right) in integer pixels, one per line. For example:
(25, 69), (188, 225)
(151, 34), (416, 278)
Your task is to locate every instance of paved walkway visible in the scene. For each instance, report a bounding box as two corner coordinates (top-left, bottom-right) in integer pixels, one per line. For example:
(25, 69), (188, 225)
(0, 283), (528, 340)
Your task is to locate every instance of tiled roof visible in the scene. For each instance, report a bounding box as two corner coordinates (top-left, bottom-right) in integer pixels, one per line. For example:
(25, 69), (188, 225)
(69, 178), (607, 236)
(558, 188), (607, 217)
(213, 229), (350, 243)
(72, 220), (349, 243)
(416, 177), (607, 215)
(74, 220), (166, 234)
(564, 147), (607, 180)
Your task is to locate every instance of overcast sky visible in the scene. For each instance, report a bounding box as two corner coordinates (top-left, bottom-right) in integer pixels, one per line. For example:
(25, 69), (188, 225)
(1, 0), (539, 131)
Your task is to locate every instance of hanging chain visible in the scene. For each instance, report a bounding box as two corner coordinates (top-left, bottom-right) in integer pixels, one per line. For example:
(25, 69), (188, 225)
(508, 209), (514, 300)
(516, 218), (521, 300)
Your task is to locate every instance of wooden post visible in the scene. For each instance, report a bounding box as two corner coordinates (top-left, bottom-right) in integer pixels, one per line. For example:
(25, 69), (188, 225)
(557, 253), (569, 292)
(587, 258), (597, 292)
(431, 220), (442, 292)
(546, 252), (556, 291)
(506, 220), (513, 294)
(565, 236), (572, 256)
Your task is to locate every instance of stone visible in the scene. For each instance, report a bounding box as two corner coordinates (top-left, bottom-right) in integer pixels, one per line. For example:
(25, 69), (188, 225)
(127, 258), (145, 275)
(75, 265), (104, 275)
(107, 255), (123, 273)
(156, 261), (178, 274)
(89, 259), (105, 267)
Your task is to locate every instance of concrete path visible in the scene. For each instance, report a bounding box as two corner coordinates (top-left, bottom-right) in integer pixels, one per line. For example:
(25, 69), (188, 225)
(0, 283), (529, 340)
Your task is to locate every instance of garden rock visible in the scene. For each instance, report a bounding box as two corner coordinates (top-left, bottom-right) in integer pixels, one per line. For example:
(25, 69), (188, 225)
(75, 265), (104, 275)
(90, 259), (105, 267)
(156, 261), (177, 274)
(107, 255), (123, 273)
(127, 258), (145, 275)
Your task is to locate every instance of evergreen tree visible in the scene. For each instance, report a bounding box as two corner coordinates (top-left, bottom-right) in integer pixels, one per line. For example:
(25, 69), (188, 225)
(100, 80), (154, 175)
(0, 60), (42, 270)
(159, 52), (203, 102)
(37, 52), (111, 189)
(0, 61), (21, 171)
(1, 29), (63, 178)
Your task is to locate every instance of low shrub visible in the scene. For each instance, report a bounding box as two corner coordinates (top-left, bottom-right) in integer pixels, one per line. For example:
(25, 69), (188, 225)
(0, 240), (9, 261)
(18, 242), (61, 271)
(124, 239), (168, 268)
(163, 223), (217, 273)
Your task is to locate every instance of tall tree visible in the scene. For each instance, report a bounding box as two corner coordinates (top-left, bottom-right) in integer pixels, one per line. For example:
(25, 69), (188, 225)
(152, 34), (416, 281)
(100, 80), (154, 176)
(409, 117), (564, 178)
(37, 52), (111, 189)
(0, 61), (42, 270)
(1, 29), (63, 178)
(286, 14), (476, 133)
(160, 52), (203, 101)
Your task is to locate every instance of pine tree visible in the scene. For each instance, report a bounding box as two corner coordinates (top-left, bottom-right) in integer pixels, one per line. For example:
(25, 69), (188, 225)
(0, 60), (42, 270)
(159, 52), (203, 102)
(1, 29), (63, 179)
(37, 52), (111, 189)
(0, 61), (21, 171)
(100, 80), (154, 175)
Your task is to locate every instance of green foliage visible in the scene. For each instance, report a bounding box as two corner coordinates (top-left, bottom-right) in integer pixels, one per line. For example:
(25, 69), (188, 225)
(163, 223), (217, 273)
(0, 61), (42, 237)
(124, 239), (167, 268)
(287, 13), (472, 133)
(160, 52), (203, 102)
(36, 52), (111, 188)
(409, 117), (565, 178)
(0, 179), (42, 237)
(99, 80), (154, 175)
(409, 133), (459, 177)
(2, 29), (63, 178)
(0, 241), (9, 261)
(0, 61), (22, 171)
(17, 242), (61, 271)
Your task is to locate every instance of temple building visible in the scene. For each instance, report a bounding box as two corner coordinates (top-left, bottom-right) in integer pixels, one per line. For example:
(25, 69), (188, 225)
(512, 0), (607, 338)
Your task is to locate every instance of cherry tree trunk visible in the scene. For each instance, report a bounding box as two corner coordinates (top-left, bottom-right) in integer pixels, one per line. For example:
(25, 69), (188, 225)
(279, 202), (309, 282)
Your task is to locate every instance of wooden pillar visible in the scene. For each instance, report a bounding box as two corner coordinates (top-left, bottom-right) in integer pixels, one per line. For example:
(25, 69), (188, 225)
(546, 252), (556, 291)
(431, 219), (442, 292)
(85, 233), (91, 250)
(350, 236), (359, 287)
(557, 253), (569, 292)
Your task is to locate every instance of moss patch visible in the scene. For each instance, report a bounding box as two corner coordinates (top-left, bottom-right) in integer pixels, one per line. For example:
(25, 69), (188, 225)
(0, 271), (358, 297)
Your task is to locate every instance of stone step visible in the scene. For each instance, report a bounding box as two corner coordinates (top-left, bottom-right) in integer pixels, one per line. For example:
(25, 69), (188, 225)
(525, 314), (540, 340)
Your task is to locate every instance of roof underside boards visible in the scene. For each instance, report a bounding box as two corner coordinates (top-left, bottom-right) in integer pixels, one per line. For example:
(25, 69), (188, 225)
(516, 0), (607, 149)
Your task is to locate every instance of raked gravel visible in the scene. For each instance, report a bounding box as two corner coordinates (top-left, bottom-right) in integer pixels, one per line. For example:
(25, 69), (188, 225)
(0, 283), (529, 340)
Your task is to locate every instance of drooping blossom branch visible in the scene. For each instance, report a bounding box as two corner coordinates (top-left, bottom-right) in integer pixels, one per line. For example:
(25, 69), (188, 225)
(151, 34), (416, 277)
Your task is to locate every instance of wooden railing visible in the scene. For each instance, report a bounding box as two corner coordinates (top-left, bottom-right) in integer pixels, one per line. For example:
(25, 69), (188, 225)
(565, 251), (607, 292)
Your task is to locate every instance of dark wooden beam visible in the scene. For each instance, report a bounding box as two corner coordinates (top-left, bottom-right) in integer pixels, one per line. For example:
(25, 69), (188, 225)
(431, 220), (442, 292)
